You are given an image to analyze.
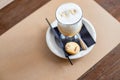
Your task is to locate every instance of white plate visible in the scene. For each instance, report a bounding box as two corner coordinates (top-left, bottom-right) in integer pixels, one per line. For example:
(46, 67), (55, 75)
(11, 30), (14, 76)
(46, 18), (96, 59)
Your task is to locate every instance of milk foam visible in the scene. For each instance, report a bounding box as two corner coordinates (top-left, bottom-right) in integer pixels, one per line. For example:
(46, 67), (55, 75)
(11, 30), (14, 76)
(56, 3), (82, 25)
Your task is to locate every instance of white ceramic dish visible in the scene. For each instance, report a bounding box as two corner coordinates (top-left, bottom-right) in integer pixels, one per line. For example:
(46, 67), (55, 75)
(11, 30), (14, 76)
(46, 18), (96, 59)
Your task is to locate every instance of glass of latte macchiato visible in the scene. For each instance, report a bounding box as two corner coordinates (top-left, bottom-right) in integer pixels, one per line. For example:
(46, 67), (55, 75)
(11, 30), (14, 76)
(56, 3), (83, 37)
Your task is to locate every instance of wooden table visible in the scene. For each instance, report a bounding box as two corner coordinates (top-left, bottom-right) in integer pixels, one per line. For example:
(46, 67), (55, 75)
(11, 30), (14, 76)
(0, 0), (120, 80)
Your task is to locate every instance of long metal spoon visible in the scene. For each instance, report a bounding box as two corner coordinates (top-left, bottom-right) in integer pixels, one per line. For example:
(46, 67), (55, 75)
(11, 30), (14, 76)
(46, 18), (73, 65)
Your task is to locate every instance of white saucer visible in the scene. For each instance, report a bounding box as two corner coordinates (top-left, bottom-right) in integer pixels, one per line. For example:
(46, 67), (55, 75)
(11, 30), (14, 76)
(46, 18), (96, 59)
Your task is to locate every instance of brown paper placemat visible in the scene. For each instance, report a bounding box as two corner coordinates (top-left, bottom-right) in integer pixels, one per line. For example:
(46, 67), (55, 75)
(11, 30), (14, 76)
(0, 0), (120, 80)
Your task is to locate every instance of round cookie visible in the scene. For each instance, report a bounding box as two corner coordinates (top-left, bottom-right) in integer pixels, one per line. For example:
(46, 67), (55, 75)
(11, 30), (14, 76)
(65, 42), (80, 55)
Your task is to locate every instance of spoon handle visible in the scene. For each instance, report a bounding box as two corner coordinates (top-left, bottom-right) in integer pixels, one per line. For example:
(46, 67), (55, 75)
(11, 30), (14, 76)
(77, 34), (87, 50)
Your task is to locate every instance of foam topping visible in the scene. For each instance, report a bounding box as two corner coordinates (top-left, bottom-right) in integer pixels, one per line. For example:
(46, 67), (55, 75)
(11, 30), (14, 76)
(56, 3), (82, 24)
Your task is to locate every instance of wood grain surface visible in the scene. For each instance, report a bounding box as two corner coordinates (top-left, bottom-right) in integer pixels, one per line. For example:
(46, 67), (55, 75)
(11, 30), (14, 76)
(0, 0), (50, 35)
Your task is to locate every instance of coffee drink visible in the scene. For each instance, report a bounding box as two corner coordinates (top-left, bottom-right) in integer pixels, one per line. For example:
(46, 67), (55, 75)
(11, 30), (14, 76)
(56, 3), (83, 37)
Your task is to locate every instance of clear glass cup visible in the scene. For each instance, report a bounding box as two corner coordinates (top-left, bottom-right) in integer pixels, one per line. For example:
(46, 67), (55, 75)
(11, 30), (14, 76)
(56, 3), (83, 37)
(56, 3), (87, 50)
